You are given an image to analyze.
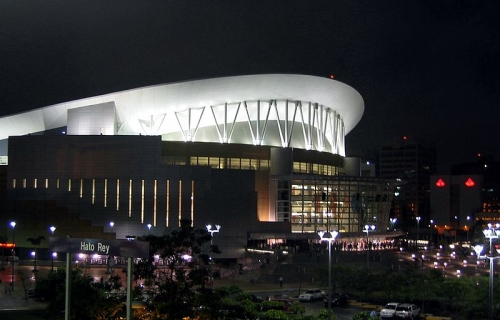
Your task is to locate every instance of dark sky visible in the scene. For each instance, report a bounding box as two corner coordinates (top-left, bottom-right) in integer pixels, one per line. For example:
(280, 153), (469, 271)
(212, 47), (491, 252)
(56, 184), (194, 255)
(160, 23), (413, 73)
(1, 1), (499, 172)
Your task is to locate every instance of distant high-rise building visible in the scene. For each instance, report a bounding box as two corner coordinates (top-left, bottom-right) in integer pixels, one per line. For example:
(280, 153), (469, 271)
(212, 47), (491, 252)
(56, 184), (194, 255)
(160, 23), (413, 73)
(450, 154), (500, 223)
(379, 137), (437, 231)
(429, 154), (500, 241)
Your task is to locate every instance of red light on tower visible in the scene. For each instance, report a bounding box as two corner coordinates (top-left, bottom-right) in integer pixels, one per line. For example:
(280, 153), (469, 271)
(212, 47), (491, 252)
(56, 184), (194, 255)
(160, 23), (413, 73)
(329, 74), (335, 79)
(436, 179), (446, 187)
(465, 178), (475, 187)
(403, 136), (407, 140)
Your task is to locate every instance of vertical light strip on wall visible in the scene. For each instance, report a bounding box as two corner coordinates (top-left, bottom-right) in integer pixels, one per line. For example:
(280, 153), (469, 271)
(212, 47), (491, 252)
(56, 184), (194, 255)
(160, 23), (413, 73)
(68, 179), (71, 192)
(116, 179), (120, 211)
(166, 180), (170, 228)
(80, 179), (83, 198)
(153, 180), (157, 227)
(34, 179), (37, 188)
(178, 180), (182, 227)
(190, 180), (194, 227)
(141, 180), (145, 223)
(92, 179), (95, 204)
(128, 179), (132, 217)
(23, 179), (26, 188)
(45, 179), (48, 188)
(12, 179), (16, 188)
(104, 179), (108, 207)
(57, 179), (60, 189)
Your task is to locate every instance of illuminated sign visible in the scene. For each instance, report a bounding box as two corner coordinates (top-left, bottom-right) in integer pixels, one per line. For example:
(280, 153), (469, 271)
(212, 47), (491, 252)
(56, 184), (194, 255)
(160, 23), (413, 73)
(465, 178), (475, 187)
(49, 237), (149, 258)
(0, 243), (15, 248)
(436, 179), (446, 187)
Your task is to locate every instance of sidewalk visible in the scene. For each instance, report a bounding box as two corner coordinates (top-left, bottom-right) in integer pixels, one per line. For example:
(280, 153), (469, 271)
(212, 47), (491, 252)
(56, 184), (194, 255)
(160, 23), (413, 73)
(0, 287), (46, 311)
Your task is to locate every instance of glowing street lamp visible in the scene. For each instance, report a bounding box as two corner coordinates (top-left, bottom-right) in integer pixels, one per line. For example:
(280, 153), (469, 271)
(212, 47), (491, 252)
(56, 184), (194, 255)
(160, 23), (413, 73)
(364, 225), (375, 268)
(206, 224), (221, 245)
(476, 223), (500, 320)
(416, 216), (421, 242)
(51, 252), (57, 272)
(50, 226), (56, 234)
(430, 220), (434, 242)
(389, 218), (397, 231)
(147, 223), (152, 235)
(10, 221), (16, 291)
(466, 216), (471, 242)
(318, 230), (339, 320)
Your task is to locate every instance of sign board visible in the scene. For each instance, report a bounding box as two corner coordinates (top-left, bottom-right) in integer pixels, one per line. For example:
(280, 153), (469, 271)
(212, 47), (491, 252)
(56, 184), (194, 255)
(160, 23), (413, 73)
(48, 237), (149, 258)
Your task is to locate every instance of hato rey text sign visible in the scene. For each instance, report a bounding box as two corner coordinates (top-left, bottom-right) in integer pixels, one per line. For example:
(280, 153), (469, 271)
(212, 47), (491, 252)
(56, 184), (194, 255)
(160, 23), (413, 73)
(48, 237), (149, 258)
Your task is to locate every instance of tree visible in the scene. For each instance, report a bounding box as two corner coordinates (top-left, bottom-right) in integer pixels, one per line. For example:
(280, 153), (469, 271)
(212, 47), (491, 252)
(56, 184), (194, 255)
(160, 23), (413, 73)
(132, 219), (222, 318)
(36, 268), (124, 320)
(26, 235), (45, 272)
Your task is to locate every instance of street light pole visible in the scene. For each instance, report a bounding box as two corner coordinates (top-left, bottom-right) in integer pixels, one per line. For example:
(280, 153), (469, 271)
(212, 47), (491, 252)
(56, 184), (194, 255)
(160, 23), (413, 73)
(52, 252), (57, 272)
(416, 217), (421, 249)
(10, 221), (16, 291)
(466, 216), (471, 243)
(479, 223), (500, 320)
(318, 230), (339, 320)
(389, 218), (397, 231)
(416, 217), (421, 239)
(206, 224), (221, 245)
(147, 223), (152, 235)
(430, 220), (434, 243)
(364, 225), (375, 269)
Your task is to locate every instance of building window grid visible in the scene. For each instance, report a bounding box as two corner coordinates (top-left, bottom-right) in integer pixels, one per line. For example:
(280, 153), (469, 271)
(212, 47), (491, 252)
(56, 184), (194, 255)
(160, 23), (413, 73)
(289, 179), (384, 234)
(187, 156), (268, 171)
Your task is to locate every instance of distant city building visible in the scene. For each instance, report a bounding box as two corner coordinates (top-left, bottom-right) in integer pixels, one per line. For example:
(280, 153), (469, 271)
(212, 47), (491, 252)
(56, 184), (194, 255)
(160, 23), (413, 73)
(0, 74), (399, 260)
(430, 154), (500, 239)
(379, 137), (437, 232)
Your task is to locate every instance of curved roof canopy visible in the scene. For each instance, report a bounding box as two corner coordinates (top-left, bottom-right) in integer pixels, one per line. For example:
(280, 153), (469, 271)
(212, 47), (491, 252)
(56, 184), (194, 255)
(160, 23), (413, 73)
(0, 74), (364, 155)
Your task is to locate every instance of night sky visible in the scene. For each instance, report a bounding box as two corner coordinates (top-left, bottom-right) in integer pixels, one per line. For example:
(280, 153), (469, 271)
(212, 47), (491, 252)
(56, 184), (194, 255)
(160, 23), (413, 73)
(1, 1), (499, 172)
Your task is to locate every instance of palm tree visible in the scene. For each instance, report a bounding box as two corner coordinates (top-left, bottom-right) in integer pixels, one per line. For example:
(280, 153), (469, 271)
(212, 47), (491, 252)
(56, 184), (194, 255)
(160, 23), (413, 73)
(27, 236), (45, 272)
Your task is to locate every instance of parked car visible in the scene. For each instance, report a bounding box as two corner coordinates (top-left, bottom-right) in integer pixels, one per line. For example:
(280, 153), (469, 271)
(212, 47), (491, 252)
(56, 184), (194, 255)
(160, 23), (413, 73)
(298, 289), (325, 301)
(264, 298), (299, 313)
(323, 293), (349, 307)
(394, 303), (420, 319)
(380, 302), (400, 319)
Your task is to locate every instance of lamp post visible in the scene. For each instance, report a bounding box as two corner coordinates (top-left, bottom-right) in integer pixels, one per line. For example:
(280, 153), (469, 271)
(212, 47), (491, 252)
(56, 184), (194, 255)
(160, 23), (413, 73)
(364, 225), (375, 269)
(390, 218), (397, 231)
(50, 226), (56, 235)
(430, 220), (434, 243)
(476, 223), (500, 320)
(466, 216), (471, 243)
(206, 224), (221, 245)
(454, 215), (458, 242)
(147, 223), (152, 235)
(416, 217), (421, 242)
(10, 221), (16, 291)
(318, 230), (339, 320)
(51, 252), (57, 272)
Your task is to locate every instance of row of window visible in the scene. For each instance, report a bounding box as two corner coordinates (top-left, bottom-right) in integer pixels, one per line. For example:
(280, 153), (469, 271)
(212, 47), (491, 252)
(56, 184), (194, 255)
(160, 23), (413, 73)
(163, 156), (341, 176)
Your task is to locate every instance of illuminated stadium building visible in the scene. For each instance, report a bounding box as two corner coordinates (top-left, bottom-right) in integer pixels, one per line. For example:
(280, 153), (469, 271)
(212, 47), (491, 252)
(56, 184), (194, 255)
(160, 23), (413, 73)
(0, 74), (396, 259)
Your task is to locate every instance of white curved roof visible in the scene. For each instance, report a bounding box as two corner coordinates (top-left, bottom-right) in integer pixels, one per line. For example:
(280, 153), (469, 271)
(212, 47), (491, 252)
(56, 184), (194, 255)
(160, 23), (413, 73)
(0, 74), (364, 155)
